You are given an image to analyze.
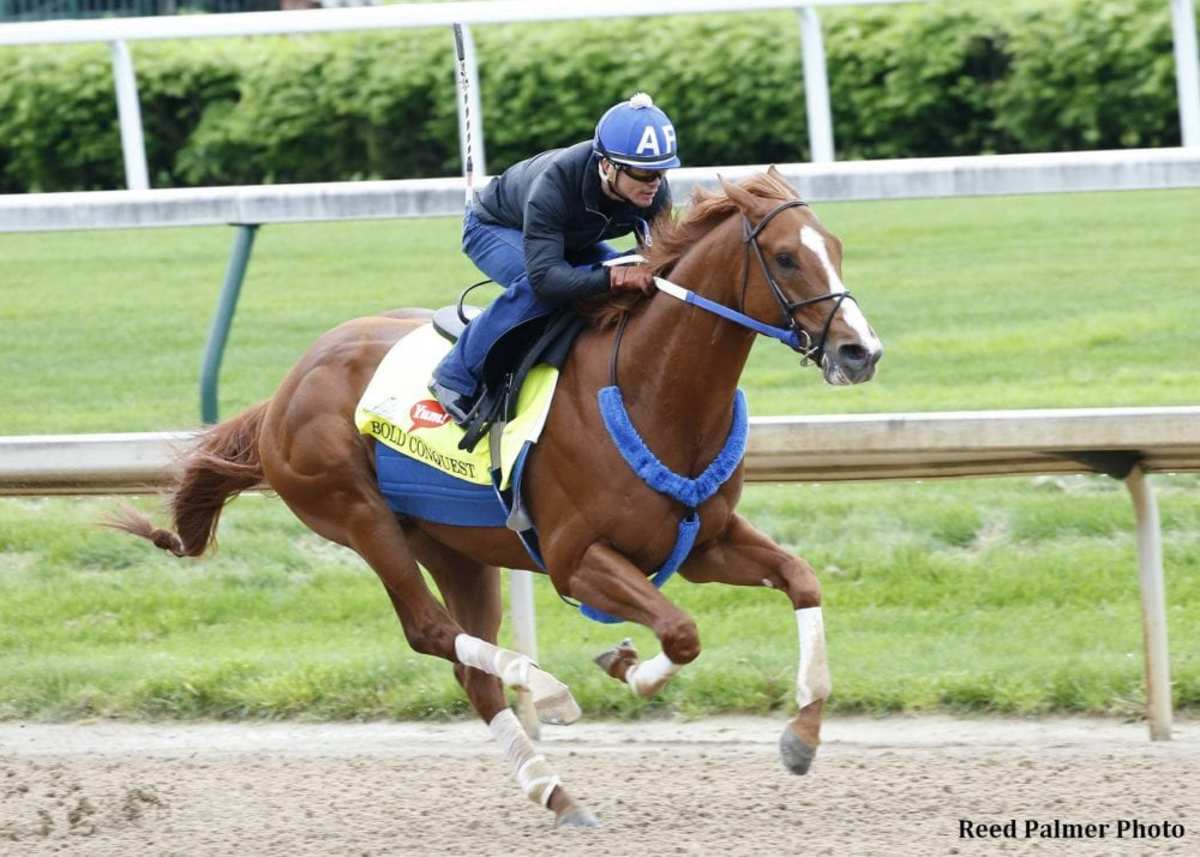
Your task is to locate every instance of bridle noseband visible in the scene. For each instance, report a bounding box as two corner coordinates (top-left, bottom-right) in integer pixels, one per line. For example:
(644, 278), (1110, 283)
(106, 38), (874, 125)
(740, 199), (856, 365)
(608, 197), (864, 387)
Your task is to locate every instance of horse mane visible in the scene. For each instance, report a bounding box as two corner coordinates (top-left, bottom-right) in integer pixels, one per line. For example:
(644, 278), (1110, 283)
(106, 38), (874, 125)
(578, 170), (801, 329)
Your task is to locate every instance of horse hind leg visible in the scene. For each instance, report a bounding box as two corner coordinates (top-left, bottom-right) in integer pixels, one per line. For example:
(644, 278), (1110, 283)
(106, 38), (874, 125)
(336, 502), (579, 725)
(260, 385), (587, 819)
(407, 530), (598, 828)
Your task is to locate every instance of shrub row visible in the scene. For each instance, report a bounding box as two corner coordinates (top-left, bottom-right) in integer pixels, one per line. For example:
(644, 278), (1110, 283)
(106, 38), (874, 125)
(0, 0), (1188, 192)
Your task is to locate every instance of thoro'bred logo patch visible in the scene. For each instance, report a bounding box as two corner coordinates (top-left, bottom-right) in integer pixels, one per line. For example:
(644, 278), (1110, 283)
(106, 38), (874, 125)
(409, 400), (452, 431)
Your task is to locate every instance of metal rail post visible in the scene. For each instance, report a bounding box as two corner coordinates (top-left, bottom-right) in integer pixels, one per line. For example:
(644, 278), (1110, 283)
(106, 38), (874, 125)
(201, 225), (259, 425)
(1171, 0), (1200, 147)
(109, 40), (149, 190)
(509, 569), (540, 738)
(1124, 467), (1173, 740)
(798, 5), (835, 162)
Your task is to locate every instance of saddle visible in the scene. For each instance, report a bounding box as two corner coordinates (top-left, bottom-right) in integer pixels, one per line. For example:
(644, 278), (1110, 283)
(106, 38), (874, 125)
(433, 303), (587, 455)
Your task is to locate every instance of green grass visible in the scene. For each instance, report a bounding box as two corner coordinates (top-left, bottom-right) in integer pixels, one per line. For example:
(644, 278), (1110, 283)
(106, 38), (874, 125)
(1, 188), (1198, 720)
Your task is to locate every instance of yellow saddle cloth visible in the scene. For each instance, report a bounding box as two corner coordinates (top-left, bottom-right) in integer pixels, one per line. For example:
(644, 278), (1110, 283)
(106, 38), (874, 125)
(354, 322), (559, 489)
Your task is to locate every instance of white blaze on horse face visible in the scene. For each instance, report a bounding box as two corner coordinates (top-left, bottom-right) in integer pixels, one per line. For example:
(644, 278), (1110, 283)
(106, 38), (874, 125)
(799, 225), (877, 346)
(794, 607), (831, 708)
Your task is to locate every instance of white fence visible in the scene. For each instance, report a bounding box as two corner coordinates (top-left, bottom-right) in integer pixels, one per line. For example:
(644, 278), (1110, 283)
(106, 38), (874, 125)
(1, 0), (1197, 191)
(0, 0), (917, 190)
(3, 406), (1197, 741)
(4, 147), (1200, 232)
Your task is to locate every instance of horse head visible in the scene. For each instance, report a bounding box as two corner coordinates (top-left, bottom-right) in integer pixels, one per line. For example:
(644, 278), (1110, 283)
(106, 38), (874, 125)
(714, 167), (883, 385)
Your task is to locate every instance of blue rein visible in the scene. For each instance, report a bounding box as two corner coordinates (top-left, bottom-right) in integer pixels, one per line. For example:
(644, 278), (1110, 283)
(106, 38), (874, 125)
(652, 277), (804, 350)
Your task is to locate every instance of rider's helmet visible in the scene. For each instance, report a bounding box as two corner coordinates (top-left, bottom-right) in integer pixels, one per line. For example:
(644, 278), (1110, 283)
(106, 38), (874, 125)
(592, 92), (681, 170)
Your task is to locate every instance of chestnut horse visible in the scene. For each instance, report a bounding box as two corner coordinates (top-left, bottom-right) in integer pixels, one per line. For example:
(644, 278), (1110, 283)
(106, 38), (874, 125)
(114, 168), (882, 827)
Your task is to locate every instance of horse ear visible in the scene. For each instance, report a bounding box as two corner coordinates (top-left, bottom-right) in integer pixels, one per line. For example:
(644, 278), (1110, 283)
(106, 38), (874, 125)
(767, 164), (802, 199)
(718, 174), (762, 216)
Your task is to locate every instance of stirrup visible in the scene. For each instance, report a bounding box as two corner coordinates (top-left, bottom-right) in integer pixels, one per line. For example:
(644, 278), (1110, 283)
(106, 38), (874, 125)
(428, 381), (475, 427)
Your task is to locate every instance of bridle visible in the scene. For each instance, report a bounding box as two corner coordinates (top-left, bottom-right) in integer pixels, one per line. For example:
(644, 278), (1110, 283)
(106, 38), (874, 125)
(739, 199), (855, 366)
(609, 197), (863, 386)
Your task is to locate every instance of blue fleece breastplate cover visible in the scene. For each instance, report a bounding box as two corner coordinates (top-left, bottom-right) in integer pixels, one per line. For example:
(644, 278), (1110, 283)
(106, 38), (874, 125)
(581, 386), (748, 623)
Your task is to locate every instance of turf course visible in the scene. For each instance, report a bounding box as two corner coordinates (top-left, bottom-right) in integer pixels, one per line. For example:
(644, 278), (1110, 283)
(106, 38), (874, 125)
(1, 188), (1198, 720)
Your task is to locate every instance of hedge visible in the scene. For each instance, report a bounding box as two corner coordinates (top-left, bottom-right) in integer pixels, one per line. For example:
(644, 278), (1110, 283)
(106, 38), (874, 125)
(0, 0), (1190, 192)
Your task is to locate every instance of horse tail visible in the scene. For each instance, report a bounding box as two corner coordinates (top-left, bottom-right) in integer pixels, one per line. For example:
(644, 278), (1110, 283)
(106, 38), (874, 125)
(106, 402), (269, 558)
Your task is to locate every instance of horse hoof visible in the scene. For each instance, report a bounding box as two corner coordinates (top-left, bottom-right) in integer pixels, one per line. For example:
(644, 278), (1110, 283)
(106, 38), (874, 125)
(779, 726), (818, 775)
(535, 688), (582, 725)
(526, 668), (582, 725)
(556, 807), (601, 828)
(593, 638), (639, 680)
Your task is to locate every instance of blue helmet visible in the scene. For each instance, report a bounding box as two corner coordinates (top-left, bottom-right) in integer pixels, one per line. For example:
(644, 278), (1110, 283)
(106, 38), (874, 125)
(593, 92), (680, 170)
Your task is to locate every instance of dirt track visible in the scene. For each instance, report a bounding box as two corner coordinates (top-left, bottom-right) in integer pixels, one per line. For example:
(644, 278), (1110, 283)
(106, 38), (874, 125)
(1, 715), (1196, 856)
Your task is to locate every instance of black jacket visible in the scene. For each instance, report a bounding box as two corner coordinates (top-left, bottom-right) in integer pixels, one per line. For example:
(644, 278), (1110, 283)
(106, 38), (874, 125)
(473, 141), (671, 302)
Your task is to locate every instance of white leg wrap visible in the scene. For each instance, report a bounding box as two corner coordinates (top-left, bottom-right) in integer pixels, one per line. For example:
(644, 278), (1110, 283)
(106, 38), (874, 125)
(795, 607), (832, 708)
(488, 708), (561, 807)
(456, 634), (582, 725)
(455, 633), (532, 687)
(625, 651), (684, 698)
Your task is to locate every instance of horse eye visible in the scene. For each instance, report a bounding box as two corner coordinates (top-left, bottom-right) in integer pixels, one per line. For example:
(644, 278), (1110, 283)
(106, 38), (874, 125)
(775, 254), (797, 270)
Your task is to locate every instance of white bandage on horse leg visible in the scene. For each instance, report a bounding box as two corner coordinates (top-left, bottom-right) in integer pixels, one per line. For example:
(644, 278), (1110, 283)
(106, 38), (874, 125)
(456, 634), (581, 724)
(455, 633), (533, 687)
(624, 651), (684, 698)
(488, 708), (562, 807)
(795, 607), (832, 708)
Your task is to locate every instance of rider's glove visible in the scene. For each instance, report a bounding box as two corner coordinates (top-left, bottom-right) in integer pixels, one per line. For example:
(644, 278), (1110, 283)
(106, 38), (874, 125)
(608, 266), (656, 295)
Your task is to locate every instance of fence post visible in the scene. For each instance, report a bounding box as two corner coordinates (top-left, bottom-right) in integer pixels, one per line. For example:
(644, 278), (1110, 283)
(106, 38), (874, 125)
(1171, 0), (1200, 147)
(1124, 467), (1173, 740)
(797, 6), (835, 163)
(201, 225), (259, 425)
(109, 40), (150, 191)
(509, 569), (540, 739)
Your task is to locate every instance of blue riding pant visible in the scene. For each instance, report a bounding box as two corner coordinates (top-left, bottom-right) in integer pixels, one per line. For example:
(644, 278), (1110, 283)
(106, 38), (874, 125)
(433, 206), (619, 397)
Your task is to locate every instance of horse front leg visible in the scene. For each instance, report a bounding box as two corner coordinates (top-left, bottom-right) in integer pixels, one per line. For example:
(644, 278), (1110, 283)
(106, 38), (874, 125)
(677, 513), (830, 775)
(566, 542), (700, 698)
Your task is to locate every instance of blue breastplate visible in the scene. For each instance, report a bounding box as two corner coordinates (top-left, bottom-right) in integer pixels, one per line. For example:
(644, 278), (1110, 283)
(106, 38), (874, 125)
(578, 386), (748, 623)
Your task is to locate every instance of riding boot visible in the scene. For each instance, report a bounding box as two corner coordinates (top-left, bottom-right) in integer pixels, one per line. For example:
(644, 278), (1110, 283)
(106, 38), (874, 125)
(428, 380), (476, 428)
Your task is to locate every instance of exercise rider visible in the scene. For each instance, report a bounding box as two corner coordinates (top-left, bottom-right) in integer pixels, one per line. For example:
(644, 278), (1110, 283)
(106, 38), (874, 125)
(429, 92), (681, 425)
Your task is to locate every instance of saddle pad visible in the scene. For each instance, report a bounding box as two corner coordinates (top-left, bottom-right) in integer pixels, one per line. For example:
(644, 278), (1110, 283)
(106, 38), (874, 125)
(354, 322), (558, 490)
(373, 441), (525, 528)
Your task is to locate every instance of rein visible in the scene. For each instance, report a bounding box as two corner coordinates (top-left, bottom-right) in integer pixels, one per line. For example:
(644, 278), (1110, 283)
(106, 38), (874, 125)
(648, 199), (859, 365)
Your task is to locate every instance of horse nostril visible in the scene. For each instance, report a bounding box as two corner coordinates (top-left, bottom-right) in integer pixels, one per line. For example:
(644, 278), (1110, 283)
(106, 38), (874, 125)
(837, 343), (870, 370)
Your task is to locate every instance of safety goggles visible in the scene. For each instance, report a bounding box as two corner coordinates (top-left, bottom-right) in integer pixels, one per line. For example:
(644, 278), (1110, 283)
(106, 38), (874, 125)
(620, 166), (666, 185)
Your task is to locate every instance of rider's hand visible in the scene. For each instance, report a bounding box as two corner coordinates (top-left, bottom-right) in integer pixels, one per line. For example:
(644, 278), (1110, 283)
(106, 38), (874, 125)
(608, 266), (656, 295)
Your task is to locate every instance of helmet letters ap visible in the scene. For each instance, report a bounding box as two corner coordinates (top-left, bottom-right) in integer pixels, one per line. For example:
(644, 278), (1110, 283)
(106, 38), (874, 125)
(593, 92), (681, 170)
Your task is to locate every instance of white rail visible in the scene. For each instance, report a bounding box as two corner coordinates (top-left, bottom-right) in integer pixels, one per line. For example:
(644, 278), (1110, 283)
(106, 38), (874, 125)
(3, 148), (1199, 233)
(1, 0), (1194, 192)
(3, 406), (1197, 741)
(3, 408), (1198, 493)
(0, 0), (916, 189)
(0, 0), (908, 43)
